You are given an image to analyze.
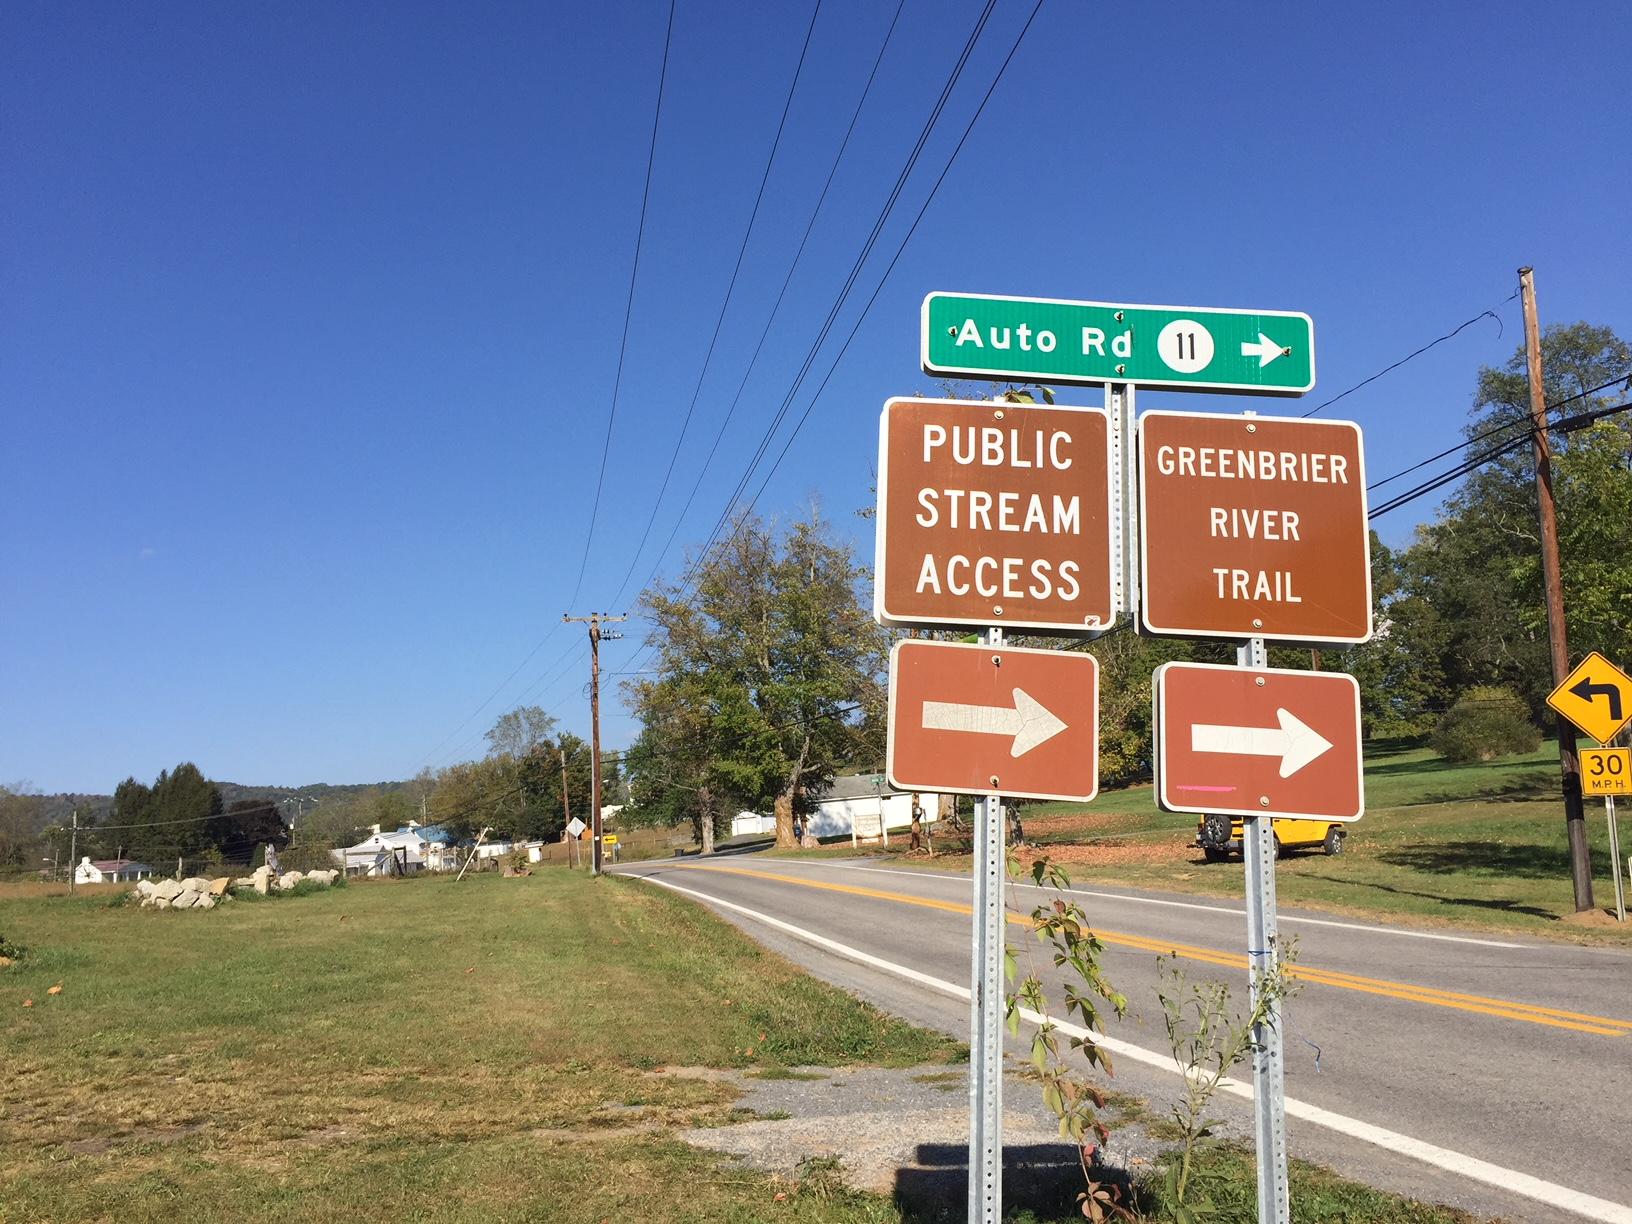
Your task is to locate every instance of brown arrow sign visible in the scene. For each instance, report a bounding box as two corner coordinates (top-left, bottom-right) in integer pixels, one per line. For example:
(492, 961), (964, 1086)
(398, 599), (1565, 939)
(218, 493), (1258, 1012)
(874, 397), (1115, 635)
(1155, 662), (1363, 822)
(887, 639), (1099, 801)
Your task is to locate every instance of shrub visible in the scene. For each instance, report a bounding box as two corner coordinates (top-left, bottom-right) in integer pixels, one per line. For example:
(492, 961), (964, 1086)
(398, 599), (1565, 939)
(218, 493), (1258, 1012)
(1431, 686), (1541, 763)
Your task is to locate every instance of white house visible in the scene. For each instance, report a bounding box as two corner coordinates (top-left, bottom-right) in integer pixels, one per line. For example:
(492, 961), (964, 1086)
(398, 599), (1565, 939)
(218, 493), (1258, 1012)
(810, 776), (941, 844)
(333, 824), (431, 876)
(74, 857), (152, 885)
(727, 780), (942, 843)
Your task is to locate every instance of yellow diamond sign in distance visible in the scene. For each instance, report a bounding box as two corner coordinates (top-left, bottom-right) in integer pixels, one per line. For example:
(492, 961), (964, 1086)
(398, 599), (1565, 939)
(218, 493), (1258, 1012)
(1580, 748), (1632, 797)
(1546, 651), (1632, 745)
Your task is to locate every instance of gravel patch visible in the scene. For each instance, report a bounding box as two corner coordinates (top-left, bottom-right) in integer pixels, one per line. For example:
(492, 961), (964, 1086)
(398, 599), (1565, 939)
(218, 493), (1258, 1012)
(659, 1061), (1187, 1212)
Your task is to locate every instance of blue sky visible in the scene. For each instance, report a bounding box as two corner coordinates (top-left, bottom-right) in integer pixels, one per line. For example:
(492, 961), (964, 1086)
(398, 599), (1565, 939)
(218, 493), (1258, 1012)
(4, 1), (1629, 794)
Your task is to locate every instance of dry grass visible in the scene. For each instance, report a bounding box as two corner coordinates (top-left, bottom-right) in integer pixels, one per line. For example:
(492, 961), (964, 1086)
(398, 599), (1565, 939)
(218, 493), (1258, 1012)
(0, 871), (956, 1222)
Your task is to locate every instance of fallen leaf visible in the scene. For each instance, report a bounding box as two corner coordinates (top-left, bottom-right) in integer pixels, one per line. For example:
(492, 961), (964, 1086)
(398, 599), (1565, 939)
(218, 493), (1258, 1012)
(465, 966), (475, 974)
(773, 1192), (788, 1202)
(21, 999), (33, 1008)
(47, 984), (62, 996)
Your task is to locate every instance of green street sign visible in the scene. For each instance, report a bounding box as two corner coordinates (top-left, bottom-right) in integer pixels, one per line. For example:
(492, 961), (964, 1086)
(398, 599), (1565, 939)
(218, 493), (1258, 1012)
(921, 292), (1315, 396)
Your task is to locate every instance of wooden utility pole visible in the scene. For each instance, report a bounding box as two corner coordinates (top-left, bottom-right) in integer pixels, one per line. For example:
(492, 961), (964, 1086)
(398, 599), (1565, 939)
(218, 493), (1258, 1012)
(1520, 266), (1594, 911)
(564, 612), (626, 876)
(68, 810), (78, 894)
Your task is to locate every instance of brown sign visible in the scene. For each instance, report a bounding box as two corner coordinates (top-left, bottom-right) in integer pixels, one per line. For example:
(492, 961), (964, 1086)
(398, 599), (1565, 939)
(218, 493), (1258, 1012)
(887, 639), (1098, 801)
(875, 398), (1115, 634)
(1138, 411), (1372, 643)
(1155, 662), (1363, 822)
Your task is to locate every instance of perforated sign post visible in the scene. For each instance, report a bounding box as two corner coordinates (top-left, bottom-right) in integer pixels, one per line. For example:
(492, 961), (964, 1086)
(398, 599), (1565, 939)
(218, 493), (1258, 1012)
(875, 397), (1116, 634)
(885, 637), (1099, 1222)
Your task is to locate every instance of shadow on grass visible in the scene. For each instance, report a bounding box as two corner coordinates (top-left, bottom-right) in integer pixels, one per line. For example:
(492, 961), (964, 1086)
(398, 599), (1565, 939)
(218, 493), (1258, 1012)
(1376, 840), (1572, 879)
(1301, 856), (1561, 920)
(896, 1142), (1138, 1223)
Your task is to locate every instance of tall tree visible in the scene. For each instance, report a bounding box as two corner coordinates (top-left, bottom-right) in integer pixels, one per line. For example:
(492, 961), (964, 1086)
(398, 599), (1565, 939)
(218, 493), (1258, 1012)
(484, 705), (558, 759)
(631, 512), (885, 848)
(1389, 323), (1632, 714)
(206, 799), (289, 862)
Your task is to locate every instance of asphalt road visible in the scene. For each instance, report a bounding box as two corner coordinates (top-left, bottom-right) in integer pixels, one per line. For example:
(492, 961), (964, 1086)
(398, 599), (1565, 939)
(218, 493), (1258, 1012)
(615, 851), (1632, 1224)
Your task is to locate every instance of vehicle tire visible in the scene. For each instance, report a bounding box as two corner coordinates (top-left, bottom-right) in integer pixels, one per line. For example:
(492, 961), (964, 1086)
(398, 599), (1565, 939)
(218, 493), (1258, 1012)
(1202, 847), (1230, 863)
(1322, 827), (1345, 856)
(1273, 834), (1287, 859)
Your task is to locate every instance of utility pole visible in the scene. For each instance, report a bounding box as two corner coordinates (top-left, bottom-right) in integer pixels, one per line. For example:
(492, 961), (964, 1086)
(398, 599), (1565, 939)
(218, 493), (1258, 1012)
(68, 810), (78, 894)
(563, 612), (626, 876)
(1520, 266), (1594, 912)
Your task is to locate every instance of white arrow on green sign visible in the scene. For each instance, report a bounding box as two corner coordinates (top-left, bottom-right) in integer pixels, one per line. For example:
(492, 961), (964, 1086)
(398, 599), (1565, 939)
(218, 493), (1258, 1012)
(921, 292), (1316, 395)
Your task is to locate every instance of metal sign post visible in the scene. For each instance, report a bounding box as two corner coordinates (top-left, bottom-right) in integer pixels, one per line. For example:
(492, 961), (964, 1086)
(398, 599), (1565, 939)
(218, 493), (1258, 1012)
(1240, 636), (1291, 1224)
(1607, 796), (1627, 923)
(969, 628), (1005, 1224)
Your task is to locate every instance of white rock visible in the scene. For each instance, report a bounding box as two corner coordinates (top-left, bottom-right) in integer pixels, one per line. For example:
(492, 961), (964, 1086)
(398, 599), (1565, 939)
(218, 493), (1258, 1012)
(252, 866), (271, 895)
(153, 896), (171, 910)
(136, 879), (157, 898)
(171, 891), (197, 910)
(305, 870), (334, 886)
(154, 879), (183, 902)
(181, 877), (211, 892)
(194, 894), (216, 910)
(276, 871), (304, 890)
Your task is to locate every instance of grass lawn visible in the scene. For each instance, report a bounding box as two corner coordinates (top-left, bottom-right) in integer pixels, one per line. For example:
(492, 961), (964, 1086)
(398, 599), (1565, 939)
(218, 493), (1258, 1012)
(0, 870), (1501, 1222)
(775, 740), (1632, 945)
(0, 871), (956, 1222)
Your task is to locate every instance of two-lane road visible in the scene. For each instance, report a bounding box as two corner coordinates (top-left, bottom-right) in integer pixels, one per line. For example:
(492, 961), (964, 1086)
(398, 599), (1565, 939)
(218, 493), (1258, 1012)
(617, 853), (1632, 1224)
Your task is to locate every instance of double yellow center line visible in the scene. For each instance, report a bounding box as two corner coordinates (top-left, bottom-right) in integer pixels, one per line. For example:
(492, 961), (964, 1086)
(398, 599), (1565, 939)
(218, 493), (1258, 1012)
(666, 861), (1632, 1038)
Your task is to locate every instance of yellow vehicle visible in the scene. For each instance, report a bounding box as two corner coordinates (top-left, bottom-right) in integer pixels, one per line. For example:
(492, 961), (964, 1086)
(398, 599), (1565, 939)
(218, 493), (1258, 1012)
(1196, 813), (1344, 862)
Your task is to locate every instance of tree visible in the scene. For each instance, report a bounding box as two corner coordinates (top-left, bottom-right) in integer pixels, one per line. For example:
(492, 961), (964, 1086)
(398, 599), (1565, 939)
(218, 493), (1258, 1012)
(114, 763), (223, 864)
(630, 511), (885, 848)
(0, 784), (47, 873)
(206, 800), (289, 862)
(1386, 323), (1632, 716)
(485, 705), (558, 759)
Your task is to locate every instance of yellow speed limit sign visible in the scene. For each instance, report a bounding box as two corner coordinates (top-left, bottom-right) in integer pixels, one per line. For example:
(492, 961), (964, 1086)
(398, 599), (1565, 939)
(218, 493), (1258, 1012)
(1581, 748), (1632, 797)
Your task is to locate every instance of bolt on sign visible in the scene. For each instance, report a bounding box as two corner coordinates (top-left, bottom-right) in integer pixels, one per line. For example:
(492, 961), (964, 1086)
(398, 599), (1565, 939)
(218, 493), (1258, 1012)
(1139, 411), (1372, 643)
(1546, 651), (1632, 745)
(874, 397), (1115, 634)
(921, 292), (1316, 395)
(1154, 662), (1363, 822)
(1580, 748), (1632, 797)
(887, 639), (1099, 802)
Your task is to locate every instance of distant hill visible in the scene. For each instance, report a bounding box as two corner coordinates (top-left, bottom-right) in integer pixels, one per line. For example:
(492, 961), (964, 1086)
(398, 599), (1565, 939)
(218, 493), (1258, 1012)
(27, 778), (416, 828)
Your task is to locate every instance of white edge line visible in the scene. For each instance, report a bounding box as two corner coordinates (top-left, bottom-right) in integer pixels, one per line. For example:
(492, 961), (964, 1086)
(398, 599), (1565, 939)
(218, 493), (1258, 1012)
(634, 872), (1632, 1224)
(776, 858), (1528, 950)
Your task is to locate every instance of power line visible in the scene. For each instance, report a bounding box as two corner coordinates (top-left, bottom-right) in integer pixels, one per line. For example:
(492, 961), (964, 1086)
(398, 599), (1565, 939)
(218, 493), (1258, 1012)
(742, 0), (1046, 516)
(1300, 294), (1516, 419)
(627, 0), (1027, 662)
(610, 0), (909, 608)
(608, 0), (826, 606)
(1367, 368), (1632, 493)
(682, 0), (1007, 574)
(1370, 397), (1632, 519)
(568, 0), (676, 608)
